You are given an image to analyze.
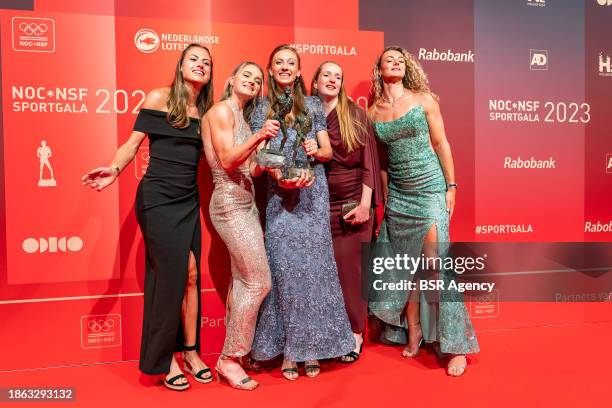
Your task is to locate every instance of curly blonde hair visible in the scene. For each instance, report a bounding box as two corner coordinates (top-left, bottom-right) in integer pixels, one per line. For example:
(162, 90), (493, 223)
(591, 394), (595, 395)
(370, 45), (436, 104)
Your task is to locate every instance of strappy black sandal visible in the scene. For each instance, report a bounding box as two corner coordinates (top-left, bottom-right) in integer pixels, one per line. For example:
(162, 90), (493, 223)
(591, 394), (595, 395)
(281, 359), (299, 381)
(341, 342), (363, 364)
(304, 360), (320, 378)
(182, 344), (213, 384)
(164, 373), (190, 391)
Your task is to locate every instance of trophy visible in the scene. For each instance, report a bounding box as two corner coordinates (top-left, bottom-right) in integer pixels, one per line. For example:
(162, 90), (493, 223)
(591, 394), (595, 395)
(255, 86), (293, 169)
(286, 110), (314, 182)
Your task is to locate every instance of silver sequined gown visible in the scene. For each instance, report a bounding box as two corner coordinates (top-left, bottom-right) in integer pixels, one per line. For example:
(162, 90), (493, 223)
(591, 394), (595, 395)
(250, 96), (354, 362)
(205, 99), (271, 357)
(369, 104), (479, 355)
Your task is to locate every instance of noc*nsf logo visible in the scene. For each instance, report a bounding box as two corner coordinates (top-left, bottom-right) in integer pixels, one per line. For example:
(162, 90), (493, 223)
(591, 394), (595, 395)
(135, 28), (159, 53)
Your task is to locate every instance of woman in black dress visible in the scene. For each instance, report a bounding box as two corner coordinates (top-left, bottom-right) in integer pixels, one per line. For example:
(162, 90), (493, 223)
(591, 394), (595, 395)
(82, 43), (214, 391)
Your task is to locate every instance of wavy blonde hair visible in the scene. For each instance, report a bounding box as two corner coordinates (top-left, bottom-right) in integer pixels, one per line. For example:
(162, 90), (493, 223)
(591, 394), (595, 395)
(311, 61), (366, 153)
(265, 44), (308, 127)
(370, 45), (436, 105)
(167, 43), (214, 128)
(221, 61), (264, 120)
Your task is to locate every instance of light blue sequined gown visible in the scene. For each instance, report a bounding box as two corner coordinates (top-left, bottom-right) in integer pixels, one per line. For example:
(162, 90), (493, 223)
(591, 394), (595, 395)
(250, 96), (354, 362)
(369, 104), (479, 355)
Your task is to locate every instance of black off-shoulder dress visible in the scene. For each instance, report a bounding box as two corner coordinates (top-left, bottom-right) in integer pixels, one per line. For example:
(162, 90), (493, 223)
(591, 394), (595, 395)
(133, 109), (203, 375)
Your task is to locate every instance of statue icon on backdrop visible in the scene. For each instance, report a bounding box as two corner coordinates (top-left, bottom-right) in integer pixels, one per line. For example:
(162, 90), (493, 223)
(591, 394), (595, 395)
(37, 140), (56, 187)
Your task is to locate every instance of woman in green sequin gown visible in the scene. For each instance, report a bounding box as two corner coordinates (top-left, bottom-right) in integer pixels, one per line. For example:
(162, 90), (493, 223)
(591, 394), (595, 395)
(368, 46), (479, 376)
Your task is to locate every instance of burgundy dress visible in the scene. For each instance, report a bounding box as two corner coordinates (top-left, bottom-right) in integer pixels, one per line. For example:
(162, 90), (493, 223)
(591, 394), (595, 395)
(326, 105), (382, 333)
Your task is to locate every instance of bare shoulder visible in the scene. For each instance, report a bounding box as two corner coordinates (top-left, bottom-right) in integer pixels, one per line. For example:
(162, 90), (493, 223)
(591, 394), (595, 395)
(206, 101), (233, 125)
(418, 92), (440, 114)
(352, 102), (369, 123)
(142, 87), (170, 110)
(367, 101), (381, 121)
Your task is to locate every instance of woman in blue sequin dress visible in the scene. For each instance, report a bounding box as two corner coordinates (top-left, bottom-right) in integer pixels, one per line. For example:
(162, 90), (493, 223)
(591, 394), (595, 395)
(368, 46), (479, 377)
(250, 45), (354, 380)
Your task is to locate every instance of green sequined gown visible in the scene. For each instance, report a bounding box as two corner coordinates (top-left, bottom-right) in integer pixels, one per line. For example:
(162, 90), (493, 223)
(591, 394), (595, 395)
(369, 105), (479, 355)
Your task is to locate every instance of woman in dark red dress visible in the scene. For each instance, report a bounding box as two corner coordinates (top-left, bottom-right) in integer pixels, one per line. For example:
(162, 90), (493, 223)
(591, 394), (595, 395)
(311, 61), (382, 362)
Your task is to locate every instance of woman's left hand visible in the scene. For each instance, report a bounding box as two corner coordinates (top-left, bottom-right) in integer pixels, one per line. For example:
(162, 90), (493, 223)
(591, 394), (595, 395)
(302, 139), (318, 157)
(445, 189), (456, 218)
(344, 204), (371, 225)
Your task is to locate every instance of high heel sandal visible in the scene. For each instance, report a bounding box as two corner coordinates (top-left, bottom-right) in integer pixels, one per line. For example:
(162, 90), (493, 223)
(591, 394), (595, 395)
(164, 357), (190, 391)
(164, 373), (190, 391)
(447, 355), (467, 377)
(215, 356), (258, 390)
(402, 321), (423, 358)
(281, 359), (299, 381)
(341, 341), (363, 363)
(304, 360), (320, 378)
(182, 345), (213, 384)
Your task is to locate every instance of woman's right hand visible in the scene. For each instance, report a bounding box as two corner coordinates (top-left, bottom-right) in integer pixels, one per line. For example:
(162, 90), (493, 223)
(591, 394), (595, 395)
(81, 166), (118, 191)
(258, 119), (280, 141)
(277, 169), (315, 189)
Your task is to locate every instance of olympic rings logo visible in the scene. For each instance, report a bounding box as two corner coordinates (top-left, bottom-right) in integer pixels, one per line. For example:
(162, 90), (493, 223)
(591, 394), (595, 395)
(19, 22), (48, 36)
(87, 319), (115, 333)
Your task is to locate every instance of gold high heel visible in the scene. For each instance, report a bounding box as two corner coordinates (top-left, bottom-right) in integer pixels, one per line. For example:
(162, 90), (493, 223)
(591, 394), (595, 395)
(402, 321), (423, 358)
(215, 356), (258, 391)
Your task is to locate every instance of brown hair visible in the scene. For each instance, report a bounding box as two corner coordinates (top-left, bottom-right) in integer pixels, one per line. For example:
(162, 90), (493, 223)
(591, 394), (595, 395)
(167, 43), (214, 128)
(311, 61), (366, 153)
(221, 61), (264, 120)
(265, 44), (307, 127)
(371, 45), (436, 105)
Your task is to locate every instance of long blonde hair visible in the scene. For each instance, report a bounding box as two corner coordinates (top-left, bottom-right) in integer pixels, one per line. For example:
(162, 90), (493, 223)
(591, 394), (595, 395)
(371, 45), (436, 104)
(311, 61), (366, 153)
(167, 43), (214, 128)
(221, 61), (264, 120)
(265, 44), (307, 127)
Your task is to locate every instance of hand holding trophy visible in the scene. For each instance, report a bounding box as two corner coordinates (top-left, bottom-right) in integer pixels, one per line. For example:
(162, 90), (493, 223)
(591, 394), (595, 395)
(255, 86), (293, 168)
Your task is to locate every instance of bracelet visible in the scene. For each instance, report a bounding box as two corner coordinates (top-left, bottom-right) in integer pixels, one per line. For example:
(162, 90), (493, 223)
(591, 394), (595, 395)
(110, 164), (121, 176)
(447, 183), (457, 189)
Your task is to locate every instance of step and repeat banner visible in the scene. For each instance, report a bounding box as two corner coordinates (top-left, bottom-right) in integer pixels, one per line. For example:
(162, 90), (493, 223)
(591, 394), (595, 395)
(0, 0), (610, 371)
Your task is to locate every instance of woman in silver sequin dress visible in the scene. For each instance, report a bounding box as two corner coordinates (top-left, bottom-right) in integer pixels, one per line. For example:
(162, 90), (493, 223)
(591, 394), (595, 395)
(202, 62), (280, 390)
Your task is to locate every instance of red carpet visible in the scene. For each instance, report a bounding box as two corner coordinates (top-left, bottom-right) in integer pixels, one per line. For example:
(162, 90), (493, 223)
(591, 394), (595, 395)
(1, 321), (609, 408)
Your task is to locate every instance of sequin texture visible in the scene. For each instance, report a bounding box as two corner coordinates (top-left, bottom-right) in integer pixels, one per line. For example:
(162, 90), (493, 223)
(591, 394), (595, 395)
(369, 104), (479, 355)
(249, 96), (354, 362)
(205, 99), (271, 357)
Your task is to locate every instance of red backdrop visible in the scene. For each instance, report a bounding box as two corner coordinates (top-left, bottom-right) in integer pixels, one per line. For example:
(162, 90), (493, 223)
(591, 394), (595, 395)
(0, 0), (610, 371)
